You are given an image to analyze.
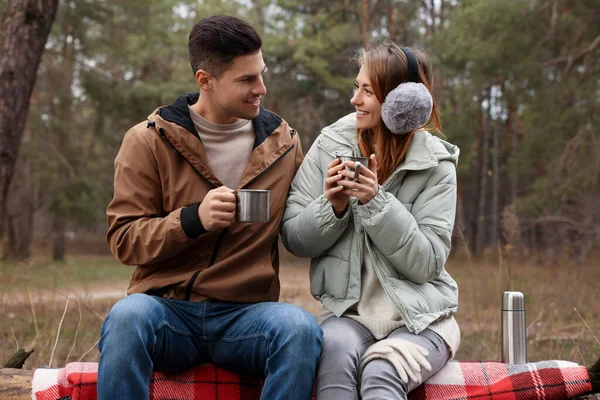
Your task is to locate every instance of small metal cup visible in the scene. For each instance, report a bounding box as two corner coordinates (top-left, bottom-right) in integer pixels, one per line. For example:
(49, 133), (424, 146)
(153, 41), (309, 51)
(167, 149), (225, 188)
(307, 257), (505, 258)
(236, 189), (270, 223)
(337, 155), (369, 182)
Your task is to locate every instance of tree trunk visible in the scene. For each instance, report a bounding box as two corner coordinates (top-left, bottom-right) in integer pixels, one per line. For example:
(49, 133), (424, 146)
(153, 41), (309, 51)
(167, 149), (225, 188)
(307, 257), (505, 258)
(507, 97), (518, 205)
(2, 159), (34, 260)
(251, 0), (264, 35)
(429, 0), (436, 35)
(4, 349), (34, 369)
(0, 368), (32, 400)
(439, 0), (446, 28)
(491, 112), (500, 247)
(17, 161), (34, 259)
(49, 7), (76, 263)
(52, 217), (65, 261)
(3, 212), (18, 260)
(0, 0), (60, 226)
(474, 94), (489, 255)
(361, 0), (371, 48)
(387, 5), (398, 42)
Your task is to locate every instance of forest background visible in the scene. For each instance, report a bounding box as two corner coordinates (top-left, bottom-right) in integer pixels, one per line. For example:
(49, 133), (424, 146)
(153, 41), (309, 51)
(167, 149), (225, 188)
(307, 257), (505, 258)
(0, 0), (598, 372)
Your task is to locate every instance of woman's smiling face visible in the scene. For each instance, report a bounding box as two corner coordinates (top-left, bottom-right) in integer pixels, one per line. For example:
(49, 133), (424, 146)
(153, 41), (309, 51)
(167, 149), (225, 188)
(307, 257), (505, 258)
(350, 65), (382, 130)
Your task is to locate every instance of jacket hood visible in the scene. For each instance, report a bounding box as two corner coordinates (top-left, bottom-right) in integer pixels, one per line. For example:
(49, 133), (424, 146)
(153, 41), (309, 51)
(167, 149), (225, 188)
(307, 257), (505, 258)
(157, 92), (200, 137)
(408, 130), (460, 168)
(151, 93), (283, 149)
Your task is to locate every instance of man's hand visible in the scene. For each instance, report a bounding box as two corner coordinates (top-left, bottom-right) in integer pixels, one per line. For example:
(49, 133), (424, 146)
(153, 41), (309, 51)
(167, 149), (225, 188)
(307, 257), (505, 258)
(198, 186), (236, 231)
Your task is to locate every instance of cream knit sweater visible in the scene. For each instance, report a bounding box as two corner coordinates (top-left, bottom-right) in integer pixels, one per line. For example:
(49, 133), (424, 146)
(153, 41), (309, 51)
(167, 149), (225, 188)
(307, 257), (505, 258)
(188, 105), (255, 189)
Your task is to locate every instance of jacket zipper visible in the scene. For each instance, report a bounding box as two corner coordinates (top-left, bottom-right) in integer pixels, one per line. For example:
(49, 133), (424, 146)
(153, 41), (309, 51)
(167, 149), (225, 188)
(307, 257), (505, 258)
(157, 127), (224, 301)
(159, 128), (218, 188)
(242, 144), (295, 188)
(364, 238), (418, 332)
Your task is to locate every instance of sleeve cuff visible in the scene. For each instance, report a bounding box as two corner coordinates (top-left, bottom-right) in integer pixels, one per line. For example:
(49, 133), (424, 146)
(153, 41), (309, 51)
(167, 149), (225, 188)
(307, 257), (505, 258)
(316, 195), (351, 230)
(357, 187), (387, 220)
(180, 202), (208, 238)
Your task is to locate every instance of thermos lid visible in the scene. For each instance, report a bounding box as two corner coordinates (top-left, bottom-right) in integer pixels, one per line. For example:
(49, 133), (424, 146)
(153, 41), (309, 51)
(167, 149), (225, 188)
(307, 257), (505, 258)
(502, 291), (525, 311)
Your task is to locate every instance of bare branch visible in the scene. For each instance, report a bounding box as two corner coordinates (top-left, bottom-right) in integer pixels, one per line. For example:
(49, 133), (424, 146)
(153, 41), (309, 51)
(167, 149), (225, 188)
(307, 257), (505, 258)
(44, 48), (129, 83)
(541, 33), (600, 69)
(525, 216), (599, 235)
(49, 295), (70, 368)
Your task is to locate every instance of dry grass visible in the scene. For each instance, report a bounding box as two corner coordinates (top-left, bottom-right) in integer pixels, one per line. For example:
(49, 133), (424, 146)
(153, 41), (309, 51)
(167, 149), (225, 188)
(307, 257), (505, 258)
(279, 246), (600, 367)
(2, 294), (115, 369)
(444, 247), (600, 365)
(1, 255), (130, 369)
(1, 247), (599, 371)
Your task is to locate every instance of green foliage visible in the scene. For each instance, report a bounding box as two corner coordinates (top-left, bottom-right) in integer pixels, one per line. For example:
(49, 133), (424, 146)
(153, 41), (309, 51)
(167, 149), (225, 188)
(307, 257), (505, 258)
(435, 0), (598, 226)
(9, 0), (599, 257)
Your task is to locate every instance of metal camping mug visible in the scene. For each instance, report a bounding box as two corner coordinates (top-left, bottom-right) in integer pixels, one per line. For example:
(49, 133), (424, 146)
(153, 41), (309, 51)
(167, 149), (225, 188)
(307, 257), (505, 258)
(236, 189), (270, 223)
(501, 291), (527, 364)
(337, 155), (369, 182)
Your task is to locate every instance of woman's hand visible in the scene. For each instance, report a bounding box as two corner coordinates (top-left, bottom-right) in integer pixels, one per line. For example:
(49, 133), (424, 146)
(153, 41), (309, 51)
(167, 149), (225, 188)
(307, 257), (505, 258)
(324, 158), (351, 217)
(337, 154), (379, 205)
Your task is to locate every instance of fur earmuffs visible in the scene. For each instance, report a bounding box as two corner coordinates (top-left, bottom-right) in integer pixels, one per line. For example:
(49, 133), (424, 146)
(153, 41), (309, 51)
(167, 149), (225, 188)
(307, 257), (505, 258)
(381, 82), (433, 135)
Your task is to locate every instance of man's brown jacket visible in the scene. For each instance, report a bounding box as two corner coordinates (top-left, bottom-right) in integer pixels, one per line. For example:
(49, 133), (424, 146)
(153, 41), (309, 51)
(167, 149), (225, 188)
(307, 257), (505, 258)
(107, 93), (304, 302)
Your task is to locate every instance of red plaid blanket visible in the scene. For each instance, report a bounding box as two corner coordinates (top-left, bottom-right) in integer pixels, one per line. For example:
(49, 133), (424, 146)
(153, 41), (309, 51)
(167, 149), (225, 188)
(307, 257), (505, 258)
(32, 360), (592, 400)
(410, 360), (591, 400)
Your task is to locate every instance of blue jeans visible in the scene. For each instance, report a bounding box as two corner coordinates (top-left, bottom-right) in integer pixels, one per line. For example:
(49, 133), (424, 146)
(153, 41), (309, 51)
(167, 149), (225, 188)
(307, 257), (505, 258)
(98, 293), (322, 400)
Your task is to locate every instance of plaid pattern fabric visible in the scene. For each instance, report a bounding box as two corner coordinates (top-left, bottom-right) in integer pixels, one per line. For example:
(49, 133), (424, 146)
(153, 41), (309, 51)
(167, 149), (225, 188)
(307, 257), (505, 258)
(410, 360), (591, 400)
(32, 360), (592, 400)
(33, 363), (265, 400)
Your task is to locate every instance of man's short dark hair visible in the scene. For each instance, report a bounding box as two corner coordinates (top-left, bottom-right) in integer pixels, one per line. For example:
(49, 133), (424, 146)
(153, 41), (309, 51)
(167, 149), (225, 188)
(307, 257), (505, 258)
(188, 15), (262, 79)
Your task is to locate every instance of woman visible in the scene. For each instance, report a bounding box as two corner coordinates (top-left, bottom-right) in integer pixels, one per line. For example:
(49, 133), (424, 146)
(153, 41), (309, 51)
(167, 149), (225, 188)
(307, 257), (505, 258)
(281, 41), (461, 400)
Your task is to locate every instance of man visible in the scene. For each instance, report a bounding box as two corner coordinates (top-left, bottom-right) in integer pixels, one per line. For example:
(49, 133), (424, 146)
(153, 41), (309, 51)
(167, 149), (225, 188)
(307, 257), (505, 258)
(99, 15), (321, 400)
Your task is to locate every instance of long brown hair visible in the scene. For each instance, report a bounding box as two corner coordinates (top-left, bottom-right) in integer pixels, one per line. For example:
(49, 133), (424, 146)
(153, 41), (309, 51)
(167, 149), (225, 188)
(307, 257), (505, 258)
(356, 41), (442, 184)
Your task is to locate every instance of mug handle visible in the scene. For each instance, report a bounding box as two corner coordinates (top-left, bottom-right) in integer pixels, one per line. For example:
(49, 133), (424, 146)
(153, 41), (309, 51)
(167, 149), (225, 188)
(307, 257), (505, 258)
(353, 162), (362, 181)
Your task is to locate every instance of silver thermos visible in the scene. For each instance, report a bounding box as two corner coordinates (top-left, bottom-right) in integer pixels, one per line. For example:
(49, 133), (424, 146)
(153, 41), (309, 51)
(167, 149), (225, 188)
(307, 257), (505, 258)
(502, 291), (527, 364)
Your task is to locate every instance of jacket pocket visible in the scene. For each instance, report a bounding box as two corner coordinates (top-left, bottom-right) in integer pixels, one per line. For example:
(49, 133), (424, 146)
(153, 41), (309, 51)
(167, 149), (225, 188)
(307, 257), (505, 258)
(429, 270), (459, 310)
(243, 250), (277, 295)
(310, 255), (349, 300)
(387, 276), (429, 315)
